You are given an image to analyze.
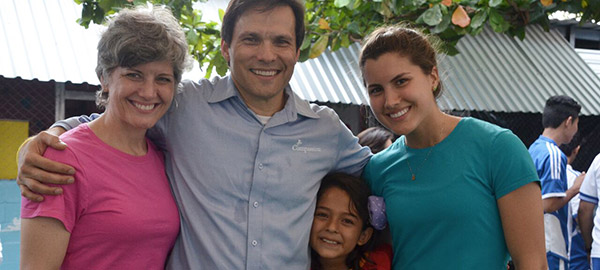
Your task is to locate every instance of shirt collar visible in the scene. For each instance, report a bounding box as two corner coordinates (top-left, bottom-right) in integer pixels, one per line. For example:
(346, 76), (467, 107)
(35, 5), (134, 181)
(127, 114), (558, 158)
(206, 76), (238, 103)
(207, 76), (320, 120)
(538, 135), (557, 145)
(286, 85), (320, 119)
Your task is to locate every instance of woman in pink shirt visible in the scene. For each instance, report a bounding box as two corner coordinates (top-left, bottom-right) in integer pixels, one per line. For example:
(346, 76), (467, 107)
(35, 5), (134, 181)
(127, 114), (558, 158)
(20, 7), (191, 269)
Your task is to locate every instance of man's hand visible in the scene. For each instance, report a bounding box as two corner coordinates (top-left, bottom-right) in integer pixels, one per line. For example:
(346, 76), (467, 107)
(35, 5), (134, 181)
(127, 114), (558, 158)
(17, 128), (74, 202)
(572, 172), (586, 192)
(543, 172), (586, 213)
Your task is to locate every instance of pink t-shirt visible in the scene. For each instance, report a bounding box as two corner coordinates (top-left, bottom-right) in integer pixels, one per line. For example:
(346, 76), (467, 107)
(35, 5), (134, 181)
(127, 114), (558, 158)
(21, 124), (180, 269)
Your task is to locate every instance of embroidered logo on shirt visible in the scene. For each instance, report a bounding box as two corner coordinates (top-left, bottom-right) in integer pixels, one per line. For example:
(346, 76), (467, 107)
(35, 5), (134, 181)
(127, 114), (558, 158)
(292, 140), (322, 153)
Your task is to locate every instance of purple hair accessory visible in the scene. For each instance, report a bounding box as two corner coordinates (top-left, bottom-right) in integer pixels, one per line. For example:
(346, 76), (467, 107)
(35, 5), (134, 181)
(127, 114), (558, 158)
(368, 195), (387, 230)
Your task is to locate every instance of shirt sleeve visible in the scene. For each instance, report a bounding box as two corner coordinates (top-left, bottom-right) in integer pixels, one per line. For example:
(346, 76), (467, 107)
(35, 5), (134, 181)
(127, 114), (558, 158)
(332, 117), (372, 177)
(50, 113), (101, 131)
(20, 147), (87, 233)
(361, 157), (383, 196)
(536, 143), (568, 199)
(490, 130), (540, 199)
(580, 154), (600, 204)
(146, 114), (168, 152)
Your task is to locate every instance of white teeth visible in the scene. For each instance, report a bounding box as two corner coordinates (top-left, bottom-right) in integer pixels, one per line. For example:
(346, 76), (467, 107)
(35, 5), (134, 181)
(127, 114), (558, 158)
(321, 238), (339, 245)
(252, 69), (277, 76)
(133, 102), (155, 111)
(390, 107), (409, 118)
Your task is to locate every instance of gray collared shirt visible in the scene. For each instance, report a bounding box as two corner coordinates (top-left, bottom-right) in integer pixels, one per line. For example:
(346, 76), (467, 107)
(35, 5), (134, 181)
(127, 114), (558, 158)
(56, 76), (371, 269)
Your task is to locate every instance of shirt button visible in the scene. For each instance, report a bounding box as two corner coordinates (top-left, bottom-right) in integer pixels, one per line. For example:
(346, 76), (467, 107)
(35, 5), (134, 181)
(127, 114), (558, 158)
(253, 201), (259, 208)
(252, 240), (258, 246)
(258, 163), (264, 170)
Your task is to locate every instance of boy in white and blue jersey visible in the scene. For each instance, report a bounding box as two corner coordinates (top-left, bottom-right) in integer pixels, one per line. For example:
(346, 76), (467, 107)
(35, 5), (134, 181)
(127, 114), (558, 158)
(529, 95), (583, 270)
(559, 134), (589, 270)
(530, 136), (571, 267)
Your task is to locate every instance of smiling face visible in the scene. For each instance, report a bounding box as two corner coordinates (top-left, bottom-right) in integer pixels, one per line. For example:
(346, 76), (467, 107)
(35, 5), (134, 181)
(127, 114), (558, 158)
(101, 60), (175, 131)
(220, 5), (299, 116)
(363, 52), (439, 136)
(310, 187), (372, 267)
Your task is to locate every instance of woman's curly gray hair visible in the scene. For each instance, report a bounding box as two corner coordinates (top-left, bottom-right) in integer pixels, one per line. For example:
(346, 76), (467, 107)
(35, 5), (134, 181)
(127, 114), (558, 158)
(95, 6), (192, 108)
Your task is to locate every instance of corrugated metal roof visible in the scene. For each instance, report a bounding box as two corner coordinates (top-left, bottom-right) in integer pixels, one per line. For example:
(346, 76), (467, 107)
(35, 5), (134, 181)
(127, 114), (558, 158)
(0, 0), (211, 84)
(291, 43), (368, 105)
(576, 48), (600, 77)
(438, 26), (600, 115)
(292, 26), (600, 115)
(0, 0), (102, 84)
(1, 1), (599, 115)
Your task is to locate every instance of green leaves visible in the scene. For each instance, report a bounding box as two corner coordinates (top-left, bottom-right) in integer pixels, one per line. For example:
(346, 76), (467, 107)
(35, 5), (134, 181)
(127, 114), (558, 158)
(309, 36), (329, 59)
(489, 0), (503, 7)
(186, 28), (199, 45)
(432, 13), (451, 34)
(347, 21), (361, 35)
(470, 10), (487, 29)
(488, 9), (510, 32)
(334, 0), (352, 8)
(73, 0), (600, 77)
(422, 5), (443, 26)
(218, 9), (224, 21)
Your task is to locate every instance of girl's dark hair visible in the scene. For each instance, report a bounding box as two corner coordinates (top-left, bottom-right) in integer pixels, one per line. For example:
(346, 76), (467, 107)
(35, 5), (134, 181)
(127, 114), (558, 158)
(357, 127), (394, 154)
(311, 173), (376, 270)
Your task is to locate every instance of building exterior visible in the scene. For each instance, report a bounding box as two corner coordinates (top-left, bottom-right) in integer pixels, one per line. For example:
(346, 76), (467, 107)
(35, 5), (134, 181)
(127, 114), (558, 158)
(1, 1), (600, 268)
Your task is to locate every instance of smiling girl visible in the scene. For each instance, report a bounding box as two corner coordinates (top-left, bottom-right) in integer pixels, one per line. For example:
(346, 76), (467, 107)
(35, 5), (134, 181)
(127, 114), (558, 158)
(310, 173), (392, 270)
(359, 25), (547, 269)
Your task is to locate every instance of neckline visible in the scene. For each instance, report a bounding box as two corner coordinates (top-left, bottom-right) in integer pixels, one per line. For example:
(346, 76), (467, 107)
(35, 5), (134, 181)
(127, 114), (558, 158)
(403, 117), (465, 152)
(81, 123), (153, 161)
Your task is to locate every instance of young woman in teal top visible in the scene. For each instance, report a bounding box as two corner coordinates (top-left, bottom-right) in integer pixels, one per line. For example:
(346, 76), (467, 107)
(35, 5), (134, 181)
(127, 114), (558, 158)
(359, 25), (547, 269)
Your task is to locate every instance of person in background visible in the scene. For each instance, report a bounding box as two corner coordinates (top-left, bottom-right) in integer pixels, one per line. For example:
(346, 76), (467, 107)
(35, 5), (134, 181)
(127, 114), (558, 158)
(578, 154), (600, 270)
(529, 95), (585, 270)
(578, 152), (600, 269)
(359, 24), (547, 269)
(559, 133), (590, 270)
(357, 127), (394, 154)
(310, 173), (392, 270)
(15, 0), (371, 268)
(19, 7), (190, 269)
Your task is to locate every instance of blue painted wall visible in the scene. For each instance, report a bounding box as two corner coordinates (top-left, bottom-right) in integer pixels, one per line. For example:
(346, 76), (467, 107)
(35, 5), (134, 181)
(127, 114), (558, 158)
(0, 180), (20, 270)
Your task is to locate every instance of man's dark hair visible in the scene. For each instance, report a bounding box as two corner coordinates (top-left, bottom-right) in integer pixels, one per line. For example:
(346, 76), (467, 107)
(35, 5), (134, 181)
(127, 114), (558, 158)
(221, 0), (305, 50)
(542, 95), (581, 128)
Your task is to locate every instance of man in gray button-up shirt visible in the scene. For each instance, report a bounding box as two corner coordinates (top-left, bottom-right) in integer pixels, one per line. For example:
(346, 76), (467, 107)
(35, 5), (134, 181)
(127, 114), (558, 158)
(17, 0), (372, 269)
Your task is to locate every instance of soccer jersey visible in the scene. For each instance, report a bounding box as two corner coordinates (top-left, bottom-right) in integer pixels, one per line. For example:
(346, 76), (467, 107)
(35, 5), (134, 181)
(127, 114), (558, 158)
(579, 154), (600, 259)
(529, 135), (570, 266)
(567, 164), (589, 270)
